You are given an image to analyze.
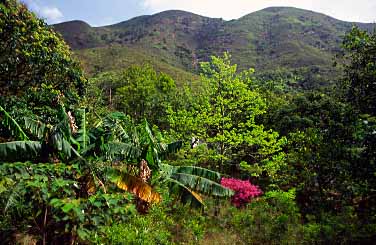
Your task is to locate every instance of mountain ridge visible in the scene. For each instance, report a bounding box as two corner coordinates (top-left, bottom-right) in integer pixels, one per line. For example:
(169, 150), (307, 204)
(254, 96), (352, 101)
(54, 7), (375, 27)
(53, 7), (375, 87)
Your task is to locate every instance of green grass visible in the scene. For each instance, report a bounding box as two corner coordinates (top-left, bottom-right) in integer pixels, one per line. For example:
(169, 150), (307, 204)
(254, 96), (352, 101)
(74, 44), (199, 87)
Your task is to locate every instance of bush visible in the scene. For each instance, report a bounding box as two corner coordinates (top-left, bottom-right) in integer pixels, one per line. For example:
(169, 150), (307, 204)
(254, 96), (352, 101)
(93, 205), (173, 245)
(230, 189), (306, 244)
(221, 177), (262, 207)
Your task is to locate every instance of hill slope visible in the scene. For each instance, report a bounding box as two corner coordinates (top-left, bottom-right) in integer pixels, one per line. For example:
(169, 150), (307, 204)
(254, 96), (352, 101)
(53, 7), (375, 86)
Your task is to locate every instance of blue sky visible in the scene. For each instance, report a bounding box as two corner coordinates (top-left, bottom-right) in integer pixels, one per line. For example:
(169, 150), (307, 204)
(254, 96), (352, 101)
(22, 0), (376, 26)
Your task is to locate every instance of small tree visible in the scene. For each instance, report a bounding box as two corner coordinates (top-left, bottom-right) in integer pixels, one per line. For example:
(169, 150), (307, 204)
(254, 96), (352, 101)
(169, 53), (286, 178)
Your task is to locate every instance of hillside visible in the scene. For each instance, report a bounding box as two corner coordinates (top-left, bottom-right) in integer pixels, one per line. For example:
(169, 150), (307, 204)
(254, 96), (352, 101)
(53, 7), (375, 86)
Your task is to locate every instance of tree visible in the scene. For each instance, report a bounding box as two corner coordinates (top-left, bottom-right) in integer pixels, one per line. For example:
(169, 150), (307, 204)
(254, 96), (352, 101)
(89, 65), (176, 128)
(341, 27), (376, 115)
(0, 0), (86, 124)
(339, 27), (376, 223)
(168, 53), (286, 179)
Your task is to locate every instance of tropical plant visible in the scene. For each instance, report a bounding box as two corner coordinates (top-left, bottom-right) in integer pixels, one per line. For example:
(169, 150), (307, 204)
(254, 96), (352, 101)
(92, 112), (234, 207)
(0, 104), (79, 162)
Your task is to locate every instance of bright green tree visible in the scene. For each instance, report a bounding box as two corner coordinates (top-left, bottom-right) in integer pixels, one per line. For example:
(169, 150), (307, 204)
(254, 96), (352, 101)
(169, 53), (286, 177)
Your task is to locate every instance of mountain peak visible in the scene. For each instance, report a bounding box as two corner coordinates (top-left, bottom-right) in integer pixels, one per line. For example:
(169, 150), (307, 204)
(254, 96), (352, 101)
(54, 20), (91, 29)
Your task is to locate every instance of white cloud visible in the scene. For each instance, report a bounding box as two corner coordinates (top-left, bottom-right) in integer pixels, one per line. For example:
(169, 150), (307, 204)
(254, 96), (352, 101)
(141, 0), (376, 23)
(40, 7), (63, 22)
(21, 0), (63, 23)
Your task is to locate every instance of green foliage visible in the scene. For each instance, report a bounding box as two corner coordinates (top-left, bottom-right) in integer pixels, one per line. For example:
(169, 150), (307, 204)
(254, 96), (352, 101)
(168, 53), (286, 182)
(114, 66), (176, 126)
(0, 105), (29, 141)
(93, 205), (173, 245)
(0, 104), (80, 162)
(341, 27), (376, 115)
(0, 162), (135, 243)
(159, 164), (234, 206)
(3, 3), (376, 242)
(89, 65), (177, 127)
(0, 0), (85, 99)
(0, 0), (86, 141)
(230, 189), (305, 244)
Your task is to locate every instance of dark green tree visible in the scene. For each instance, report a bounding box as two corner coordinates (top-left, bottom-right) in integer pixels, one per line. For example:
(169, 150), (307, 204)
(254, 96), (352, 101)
(341, 27), (376, 115)
(0, 0), (86, 125)
(89, 65), (176, 127)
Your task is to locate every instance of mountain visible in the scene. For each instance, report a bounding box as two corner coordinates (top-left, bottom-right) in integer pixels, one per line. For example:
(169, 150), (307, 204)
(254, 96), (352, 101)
(53, 7), (375, 87)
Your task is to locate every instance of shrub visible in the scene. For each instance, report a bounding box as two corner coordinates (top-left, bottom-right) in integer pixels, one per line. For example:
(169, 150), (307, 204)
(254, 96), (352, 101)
(93, 205), (173, 245)
(230, 189), (305, 244)
(220, 177), (262, 207)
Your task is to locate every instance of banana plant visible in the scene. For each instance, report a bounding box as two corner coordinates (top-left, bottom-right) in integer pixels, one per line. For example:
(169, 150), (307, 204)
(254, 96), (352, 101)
(158, 164), (234, 206)
(1, 108), (233, 208)
(0, 104), (78, 162)
(93, 112), (233, 206)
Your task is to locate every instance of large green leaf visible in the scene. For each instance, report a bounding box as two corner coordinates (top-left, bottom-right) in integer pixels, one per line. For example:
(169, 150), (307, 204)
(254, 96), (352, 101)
(171, 172), (233, 197)
(167, 177), (204, 206)
(76, 109), (90, 151)
(104, 141), (142, 161)
(0, 105), (28, 141)
(173, 165), (221, 182)
(24, 117), (46, 140)
(0, 141), (42, 160)
(167, 140), (183, 154)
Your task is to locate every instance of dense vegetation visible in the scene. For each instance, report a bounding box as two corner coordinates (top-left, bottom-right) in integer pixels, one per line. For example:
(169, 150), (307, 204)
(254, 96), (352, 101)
(1, 1), (376, 244)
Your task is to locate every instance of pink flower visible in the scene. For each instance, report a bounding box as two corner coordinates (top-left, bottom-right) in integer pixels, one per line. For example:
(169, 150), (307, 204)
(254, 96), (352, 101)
(221, 177), (262, 207)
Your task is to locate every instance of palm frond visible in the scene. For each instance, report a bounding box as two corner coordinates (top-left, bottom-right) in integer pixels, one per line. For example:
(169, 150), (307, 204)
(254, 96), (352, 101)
(50, 132), (72, 158)
(142, 120), (156, 145)
(0, 105), (28, 140)
(102, 112), (130, 141)
(167, 140), (183, 153)
(167, 177), (204, 206)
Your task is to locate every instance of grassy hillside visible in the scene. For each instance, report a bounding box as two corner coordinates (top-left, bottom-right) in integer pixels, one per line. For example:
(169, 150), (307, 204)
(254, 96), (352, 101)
(53, 7), (375, 87)
(74, 44), (199, 87)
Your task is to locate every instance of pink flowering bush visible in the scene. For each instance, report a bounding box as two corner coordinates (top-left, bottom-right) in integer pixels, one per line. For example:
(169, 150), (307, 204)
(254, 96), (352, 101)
(221, 177), (262, 207)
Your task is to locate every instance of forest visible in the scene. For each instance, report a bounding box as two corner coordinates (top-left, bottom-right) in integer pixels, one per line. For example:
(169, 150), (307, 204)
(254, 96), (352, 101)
(1, 1), (376, 244)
